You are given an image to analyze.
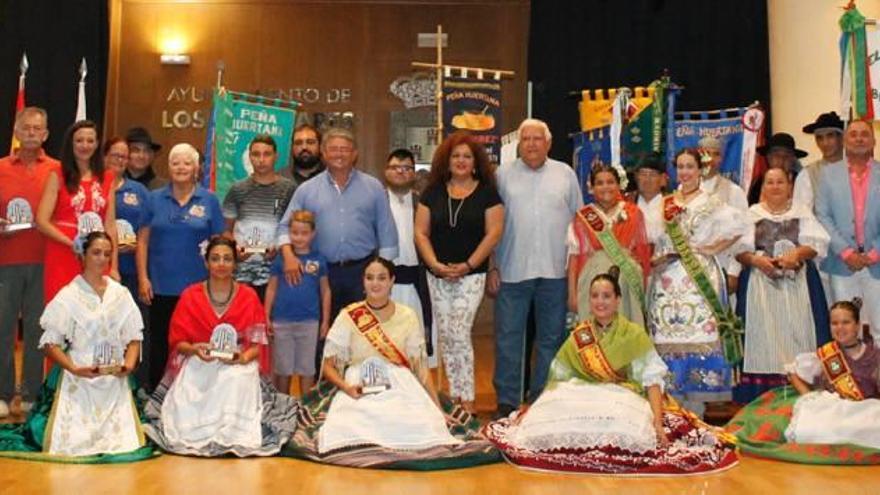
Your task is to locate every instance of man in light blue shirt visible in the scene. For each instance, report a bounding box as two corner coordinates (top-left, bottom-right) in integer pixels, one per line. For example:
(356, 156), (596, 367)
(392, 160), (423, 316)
(276, 128), (399, 319)
(488, 119), (583, 417)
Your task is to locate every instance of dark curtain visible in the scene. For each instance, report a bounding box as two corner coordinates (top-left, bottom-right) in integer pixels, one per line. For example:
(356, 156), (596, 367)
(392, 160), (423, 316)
(528, 0), (771, 162)
(0, 0), (109, 156)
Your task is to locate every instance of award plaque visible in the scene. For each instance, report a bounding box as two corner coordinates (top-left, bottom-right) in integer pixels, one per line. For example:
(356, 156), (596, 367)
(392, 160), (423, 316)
(239, 224), (271, 255)
(2, 198), (34, 232)
(772, 239), (799, 279)
(93, 341), (124, 375)
(360, 357), (392, 394)
(117, 219), (137, 246)
(77, 211), (105, 236)
(208, 323), (240, 360)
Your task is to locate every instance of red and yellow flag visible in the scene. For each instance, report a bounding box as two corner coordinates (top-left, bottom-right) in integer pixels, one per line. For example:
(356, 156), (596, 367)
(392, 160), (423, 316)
(9, 54), (27, 154)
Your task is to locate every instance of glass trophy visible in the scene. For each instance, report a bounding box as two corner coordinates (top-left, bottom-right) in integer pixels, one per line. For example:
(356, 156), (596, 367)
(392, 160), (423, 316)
(2, 198), (34, 232)
(77, 211), (105, 236)
(772, 239), (799, 279)
(360, 357), (392, 394)
(208, 323), (240, 360)
(241, 225), (270, 255)
(116, 219), (137, 246)
(93, 341), (124, 375)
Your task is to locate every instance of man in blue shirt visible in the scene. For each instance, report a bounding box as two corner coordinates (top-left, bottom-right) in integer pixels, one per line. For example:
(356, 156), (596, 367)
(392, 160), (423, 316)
(276, 128), (398, 320)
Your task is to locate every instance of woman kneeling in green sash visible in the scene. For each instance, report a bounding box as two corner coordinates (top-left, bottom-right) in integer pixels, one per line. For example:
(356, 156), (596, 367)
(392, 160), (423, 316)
(567, 164), (651, 326)
(484, 268), (738, 475)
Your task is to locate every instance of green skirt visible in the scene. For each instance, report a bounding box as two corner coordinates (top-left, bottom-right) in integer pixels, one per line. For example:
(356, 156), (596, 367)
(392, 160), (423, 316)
(0, 366), (157, 464)
(726, 386), (880, 464)
(281, 381), (500, 470)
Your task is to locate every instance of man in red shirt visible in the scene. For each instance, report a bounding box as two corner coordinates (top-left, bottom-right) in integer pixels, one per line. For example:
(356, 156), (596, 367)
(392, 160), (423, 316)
(0, 107), (59, 417)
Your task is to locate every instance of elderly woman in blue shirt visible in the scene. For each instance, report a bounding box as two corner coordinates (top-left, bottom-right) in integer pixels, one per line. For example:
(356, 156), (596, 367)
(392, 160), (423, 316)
(136, 143), (225, 392)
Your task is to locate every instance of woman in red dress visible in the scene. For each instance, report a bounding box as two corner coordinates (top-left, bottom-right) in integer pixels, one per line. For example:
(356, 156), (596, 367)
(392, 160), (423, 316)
(36, 120), (118, 302)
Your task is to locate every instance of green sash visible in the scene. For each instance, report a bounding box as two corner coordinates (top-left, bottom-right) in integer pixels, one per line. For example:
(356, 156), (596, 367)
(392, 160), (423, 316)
(662, 195), (743, 365)
(576, 204), (645, 306)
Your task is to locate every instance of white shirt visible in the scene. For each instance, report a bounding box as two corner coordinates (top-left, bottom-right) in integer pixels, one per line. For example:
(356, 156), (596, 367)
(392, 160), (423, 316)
(637, 193), (664, 243)
(701, 174), (748, 212)
(388, 190), (419, 267)
(496, 158), (583, 282)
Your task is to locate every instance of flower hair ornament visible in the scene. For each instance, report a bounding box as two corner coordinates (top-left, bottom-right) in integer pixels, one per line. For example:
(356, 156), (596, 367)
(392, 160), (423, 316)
(72, 234), (86, 256)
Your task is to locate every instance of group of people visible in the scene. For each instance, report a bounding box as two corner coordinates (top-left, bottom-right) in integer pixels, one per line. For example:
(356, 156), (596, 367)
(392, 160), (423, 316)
(0, 104), (878, 473)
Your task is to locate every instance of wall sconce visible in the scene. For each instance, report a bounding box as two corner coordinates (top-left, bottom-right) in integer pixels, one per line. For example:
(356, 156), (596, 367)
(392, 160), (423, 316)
(160, 54), (191, 65)
(159, 36), (190, 65)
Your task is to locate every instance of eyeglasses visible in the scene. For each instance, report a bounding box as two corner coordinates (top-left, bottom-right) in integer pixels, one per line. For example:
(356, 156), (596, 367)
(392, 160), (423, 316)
(107, 153), (128, 161)
(325, 146), (353, 154)
(388, 165), (415, 172)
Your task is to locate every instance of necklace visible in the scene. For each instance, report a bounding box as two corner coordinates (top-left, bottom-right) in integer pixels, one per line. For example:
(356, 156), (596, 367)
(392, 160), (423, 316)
(842, 340), (863, 351)
(367, 299), (390, 311)
(764, 201), (792, 216)
(207, 279), (234, 307)
(447, 194), (466, 228)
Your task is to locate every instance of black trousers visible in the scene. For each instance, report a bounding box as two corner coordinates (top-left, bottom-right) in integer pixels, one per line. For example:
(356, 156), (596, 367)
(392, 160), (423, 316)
(147, 295), (180, 392)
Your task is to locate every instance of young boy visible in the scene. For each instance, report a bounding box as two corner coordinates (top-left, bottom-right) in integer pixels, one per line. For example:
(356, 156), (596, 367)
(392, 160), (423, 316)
(265, 210), (330, 396)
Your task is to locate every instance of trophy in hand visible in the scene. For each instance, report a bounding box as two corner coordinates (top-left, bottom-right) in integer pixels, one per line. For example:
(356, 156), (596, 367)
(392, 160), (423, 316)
(208, 323), (240, 360)
(93, 341), (124, 375)
(360, 357), (392, 395)
(772, 239), (799, 280)
(77, 211), (104, 236)
(241, 225), (270, 255)
(117, 219), (137, 247)
(2, 198), (35, 233)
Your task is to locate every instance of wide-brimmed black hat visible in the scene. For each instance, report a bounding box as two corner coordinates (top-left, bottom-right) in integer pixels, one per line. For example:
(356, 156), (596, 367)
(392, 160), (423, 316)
(802, 111), (844, 135)
(757, 132), (808, 158)
(634, 151), (666, 174)
(125, 127), (162, 152)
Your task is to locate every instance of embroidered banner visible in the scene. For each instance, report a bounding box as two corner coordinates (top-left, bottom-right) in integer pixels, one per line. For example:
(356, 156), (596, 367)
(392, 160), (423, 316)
(672, 105), (765, 188)
(443, 76), (502, 164)
(573, 78), (677, 204)
(206, 89), (299, 200)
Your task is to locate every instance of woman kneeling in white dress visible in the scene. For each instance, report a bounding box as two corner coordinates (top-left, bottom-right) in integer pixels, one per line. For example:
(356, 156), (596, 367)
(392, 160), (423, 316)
(484, 268), (738, 475)
(143, 237), (298, 457)
(282, 256), (498, 469)
(0, 232), (152, 462)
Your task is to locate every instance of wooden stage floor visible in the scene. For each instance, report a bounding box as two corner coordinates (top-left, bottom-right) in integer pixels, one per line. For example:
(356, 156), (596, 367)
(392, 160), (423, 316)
(3, 337), (880, 493)
(2, 453), (879, 495)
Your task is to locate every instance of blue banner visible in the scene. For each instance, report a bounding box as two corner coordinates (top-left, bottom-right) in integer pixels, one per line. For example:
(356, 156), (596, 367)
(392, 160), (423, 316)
(671, 109), (748, 186)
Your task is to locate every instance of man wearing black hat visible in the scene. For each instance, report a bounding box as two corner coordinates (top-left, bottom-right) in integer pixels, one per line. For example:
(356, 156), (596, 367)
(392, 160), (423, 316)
(748, 132), (808, 205)
(633, 152), (667, 242)
(125, 127), (168, 191)
(794, 112), (845, 210)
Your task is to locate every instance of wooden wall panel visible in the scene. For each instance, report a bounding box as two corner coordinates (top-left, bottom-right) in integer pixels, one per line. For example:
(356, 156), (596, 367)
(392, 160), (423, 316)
(106, 0), (530, 177)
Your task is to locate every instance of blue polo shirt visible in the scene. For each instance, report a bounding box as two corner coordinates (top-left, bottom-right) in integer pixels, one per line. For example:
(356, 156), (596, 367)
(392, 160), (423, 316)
(269, 251), (327, 322)
(144, 185), (225, 296)
(115, 178), (150, 276)
(275, 169), (399, 263)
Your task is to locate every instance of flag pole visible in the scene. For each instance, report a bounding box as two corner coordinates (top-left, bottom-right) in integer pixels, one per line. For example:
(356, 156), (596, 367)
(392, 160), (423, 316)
(9, 53), (28, 153)
(75, 58), (88, 122)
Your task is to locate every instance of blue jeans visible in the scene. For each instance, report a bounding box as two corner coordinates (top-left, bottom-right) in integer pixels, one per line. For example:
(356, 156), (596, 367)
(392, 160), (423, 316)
(493, 277), (567, 407)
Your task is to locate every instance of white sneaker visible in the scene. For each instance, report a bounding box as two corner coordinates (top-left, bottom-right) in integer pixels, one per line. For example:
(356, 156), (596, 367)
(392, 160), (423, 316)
(0, 400), (9, 418)
(19, 401), (33, 414)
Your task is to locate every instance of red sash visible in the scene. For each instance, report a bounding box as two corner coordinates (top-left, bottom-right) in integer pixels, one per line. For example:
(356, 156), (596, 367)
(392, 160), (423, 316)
(346, 302), (411, 368)
(817, 342), (865, 401)
(571, 320), (624, 382)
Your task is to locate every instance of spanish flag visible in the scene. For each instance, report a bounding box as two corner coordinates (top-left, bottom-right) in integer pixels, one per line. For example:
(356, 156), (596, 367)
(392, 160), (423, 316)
(9, 53), (27, 154)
